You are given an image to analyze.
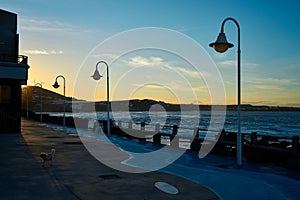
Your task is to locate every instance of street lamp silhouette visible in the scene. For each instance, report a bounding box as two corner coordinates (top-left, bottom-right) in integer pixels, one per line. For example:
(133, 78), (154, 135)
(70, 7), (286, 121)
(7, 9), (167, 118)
(23, 87), (29, 119)
(34, 82), (43, 123)
(53, 75), (66, 128)
(91, 61), (110, 136)
(209, 17), (242, 166)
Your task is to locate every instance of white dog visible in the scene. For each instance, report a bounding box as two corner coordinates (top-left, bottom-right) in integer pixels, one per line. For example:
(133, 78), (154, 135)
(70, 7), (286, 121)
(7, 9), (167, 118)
(40, 148), (55, 167)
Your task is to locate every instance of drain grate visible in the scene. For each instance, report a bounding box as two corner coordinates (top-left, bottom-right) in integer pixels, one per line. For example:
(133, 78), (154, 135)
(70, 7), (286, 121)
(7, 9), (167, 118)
(99, 174), (120, 180)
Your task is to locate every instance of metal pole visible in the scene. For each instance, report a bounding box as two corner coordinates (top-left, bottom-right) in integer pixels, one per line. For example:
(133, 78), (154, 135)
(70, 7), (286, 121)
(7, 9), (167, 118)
(63, 78), (66, 127)
(34, 83), (43, 123)
(26, 88), (28, 119)
(237, 27), (242, 166)
(35, 83), (43, 123)
(40, 85), (42, 123)
(54, 75), (66, 128)
(221, 18), (242, 166)
(94, 61), (110, 136)
(107, 64), (110, 136)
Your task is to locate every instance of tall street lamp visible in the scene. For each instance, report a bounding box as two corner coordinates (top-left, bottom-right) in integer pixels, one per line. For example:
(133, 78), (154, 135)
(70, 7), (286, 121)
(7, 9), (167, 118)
(34, 82), (43, 123)
(209, 17), (242, 166)
(21, 87), (29, 119)
(53, 75), (66, 128)
(26, 87), (29, 119)
(91, 61), (110, 136)
(23, 86), (29, 119)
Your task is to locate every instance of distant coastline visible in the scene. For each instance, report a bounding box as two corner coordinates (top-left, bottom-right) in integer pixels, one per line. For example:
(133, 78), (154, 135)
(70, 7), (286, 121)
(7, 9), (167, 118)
(109, 99), (300, 112)
(22, 86), (300, 112)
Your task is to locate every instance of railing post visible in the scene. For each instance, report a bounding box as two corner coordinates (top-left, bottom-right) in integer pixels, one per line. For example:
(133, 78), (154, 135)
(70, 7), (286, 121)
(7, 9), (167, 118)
(193, 127), (199, 138)
(141, 122), (145, 131)
(128, 121), (132, 129)
(292, 136), (299, 152)
(118, 120), (122, 128)
(251, 132), (258, 144)
(93, 121), (99, 131)
(155, 123), (160, 133)
(219, 129), (226, 141)
(242, 133), (245, 144)
(172, 125), (178, 135)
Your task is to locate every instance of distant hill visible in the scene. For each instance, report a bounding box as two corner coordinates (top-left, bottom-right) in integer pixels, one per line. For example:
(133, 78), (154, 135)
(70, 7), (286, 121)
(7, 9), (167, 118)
(21, 86), (75, 112)
(21, 86), (300, 112)
(110, 100), (300, 112)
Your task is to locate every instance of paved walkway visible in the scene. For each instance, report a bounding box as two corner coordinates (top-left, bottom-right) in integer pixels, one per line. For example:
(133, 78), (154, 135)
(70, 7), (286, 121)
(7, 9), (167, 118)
(0, 119), (218, 199)
(49, 119), (300, 200)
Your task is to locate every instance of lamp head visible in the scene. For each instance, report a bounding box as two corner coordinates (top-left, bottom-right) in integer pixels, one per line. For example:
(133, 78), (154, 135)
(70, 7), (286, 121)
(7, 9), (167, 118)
(209, 32), (234, 53)
(91, 68), (103, 80)
(52, 81), (60, 89)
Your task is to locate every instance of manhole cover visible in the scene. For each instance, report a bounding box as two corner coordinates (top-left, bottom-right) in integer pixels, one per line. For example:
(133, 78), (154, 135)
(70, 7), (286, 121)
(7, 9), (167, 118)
(154, 181), (179, 195)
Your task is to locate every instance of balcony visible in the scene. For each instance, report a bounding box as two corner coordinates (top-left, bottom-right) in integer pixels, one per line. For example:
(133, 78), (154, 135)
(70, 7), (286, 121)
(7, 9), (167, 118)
(0, 54), (29, 82)
(0, 54), (28, 64)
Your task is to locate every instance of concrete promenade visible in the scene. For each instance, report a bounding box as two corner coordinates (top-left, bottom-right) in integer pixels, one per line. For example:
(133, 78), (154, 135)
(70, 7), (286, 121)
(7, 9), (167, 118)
(0, 119), (218, 199)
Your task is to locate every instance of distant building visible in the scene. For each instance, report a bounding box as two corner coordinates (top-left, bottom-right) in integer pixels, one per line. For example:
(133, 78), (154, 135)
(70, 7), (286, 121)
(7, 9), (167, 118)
(0, 9), (29, 133)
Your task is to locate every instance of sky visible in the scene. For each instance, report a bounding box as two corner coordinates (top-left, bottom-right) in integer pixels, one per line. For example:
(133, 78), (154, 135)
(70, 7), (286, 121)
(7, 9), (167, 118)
(1, 0), (300, 106)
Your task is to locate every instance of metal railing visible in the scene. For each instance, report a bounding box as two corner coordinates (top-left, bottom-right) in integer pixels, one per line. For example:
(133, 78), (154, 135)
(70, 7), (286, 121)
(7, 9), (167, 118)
(18, 55), (28, 64)
(0, 54), (28, 64)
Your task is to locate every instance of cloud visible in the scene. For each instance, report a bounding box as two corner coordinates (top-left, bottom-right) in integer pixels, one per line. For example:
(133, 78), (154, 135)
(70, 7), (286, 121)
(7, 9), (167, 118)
(263, 78), (297, 84)
(213, 53), (228, 59)
(249, 77), (297, 85)
(124, 56), (201, 78)
(125, 56), (163, 67)
(150, 56), (163, 63)
(91, 53), (119, 60)
(218, 59), (236, 66)
(22, 49), (63, 55)
(244, 100), (278, 105)
(218, 59), (260, 67)
(144, 84), (165, 89)
(19, 18), (73, 32)
(130, 83), (166, 90)
(251, 78), (293, 90)
(173, 66), (202, 78)
(19, 17), (90, 34)
(254, 85), (282, 90)
(192, 85), (208, 92)
(248, 77), (299, 93)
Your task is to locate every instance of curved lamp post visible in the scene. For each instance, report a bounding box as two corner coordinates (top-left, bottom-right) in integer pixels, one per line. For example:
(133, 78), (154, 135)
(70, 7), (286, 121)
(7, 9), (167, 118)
(53, 75), (66, 128)
(209, 17), (242, 166)
(34, 82), (43, 123)
(23, 87), (29, 119)
(91, 61), (110, 136)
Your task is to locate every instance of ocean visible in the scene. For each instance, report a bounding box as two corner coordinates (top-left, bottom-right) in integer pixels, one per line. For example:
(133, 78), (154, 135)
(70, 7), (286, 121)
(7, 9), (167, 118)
(48, 111), (300, 138)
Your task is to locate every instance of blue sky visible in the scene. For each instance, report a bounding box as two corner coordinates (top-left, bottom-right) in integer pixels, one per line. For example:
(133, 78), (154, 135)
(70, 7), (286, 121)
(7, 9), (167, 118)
(1, 0), (300, 106)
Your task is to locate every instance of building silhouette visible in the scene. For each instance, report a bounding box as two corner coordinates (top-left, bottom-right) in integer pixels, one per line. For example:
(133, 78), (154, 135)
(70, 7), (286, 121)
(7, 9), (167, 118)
(0, 9), (29, 133)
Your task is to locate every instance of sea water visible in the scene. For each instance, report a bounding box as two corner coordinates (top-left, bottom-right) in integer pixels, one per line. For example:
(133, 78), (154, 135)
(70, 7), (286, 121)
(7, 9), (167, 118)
(47, 111), (300, 137)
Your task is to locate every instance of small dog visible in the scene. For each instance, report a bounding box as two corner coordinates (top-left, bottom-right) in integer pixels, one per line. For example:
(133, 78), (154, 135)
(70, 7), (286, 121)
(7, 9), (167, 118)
(40, 148), (55, 167)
